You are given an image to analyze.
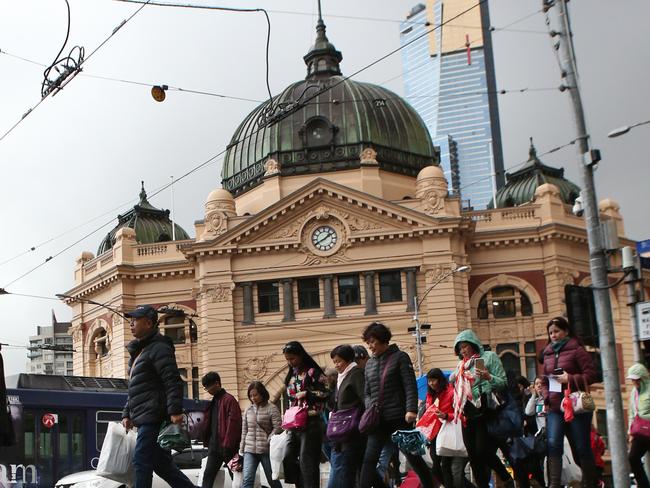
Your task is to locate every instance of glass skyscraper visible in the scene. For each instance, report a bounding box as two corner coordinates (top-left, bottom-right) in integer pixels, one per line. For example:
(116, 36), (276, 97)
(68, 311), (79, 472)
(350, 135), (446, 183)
(400, 1), (505, 209)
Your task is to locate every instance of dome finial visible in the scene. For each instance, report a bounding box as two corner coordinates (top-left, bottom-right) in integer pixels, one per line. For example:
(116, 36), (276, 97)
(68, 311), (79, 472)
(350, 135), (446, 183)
(303, 0), (342, 79)
(139, 181), (148, 203)
(528, 137), (537, 161)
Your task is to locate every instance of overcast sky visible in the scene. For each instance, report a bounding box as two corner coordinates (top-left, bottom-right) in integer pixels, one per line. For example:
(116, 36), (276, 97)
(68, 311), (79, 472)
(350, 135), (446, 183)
(1, 0), (648, 377)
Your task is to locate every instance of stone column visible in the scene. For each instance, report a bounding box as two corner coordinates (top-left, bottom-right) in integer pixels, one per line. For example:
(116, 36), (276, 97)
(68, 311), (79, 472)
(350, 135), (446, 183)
(322, 275), (336, 318)
(281, 279), (295, 322)
(363, 271), (377, 316)
(405, 267), (418, 312)
(242, 282), (254, 324)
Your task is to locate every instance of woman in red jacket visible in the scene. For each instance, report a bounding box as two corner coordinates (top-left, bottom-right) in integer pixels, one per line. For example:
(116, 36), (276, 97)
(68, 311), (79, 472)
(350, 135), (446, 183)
(422, 368), (469, 488)
(542, 317), (598, 488)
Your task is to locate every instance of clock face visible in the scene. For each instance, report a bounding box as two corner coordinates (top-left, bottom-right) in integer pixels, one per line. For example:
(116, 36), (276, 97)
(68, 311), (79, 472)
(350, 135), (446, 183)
(311, 226), (338, 251)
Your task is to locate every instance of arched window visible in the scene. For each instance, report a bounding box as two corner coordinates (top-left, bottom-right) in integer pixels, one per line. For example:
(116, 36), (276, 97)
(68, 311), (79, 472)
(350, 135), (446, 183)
(477, 286), (534, 319)
(92, 328), (109, 358)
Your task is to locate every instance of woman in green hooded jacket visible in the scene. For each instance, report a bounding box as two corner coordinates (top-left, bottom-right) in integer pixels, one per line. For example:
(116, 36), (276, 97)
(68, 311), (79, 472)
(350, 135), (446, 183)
(450, 329), (513, 488)
(628, 362), (650, 488)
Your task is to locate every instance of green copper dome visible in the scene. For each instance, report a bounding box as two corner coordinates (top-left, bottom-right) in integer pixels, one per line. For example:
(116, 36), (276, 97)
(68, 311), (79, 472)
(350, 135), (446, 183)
(490, 139), (581, 209)
(97, 183), (190, 255)
(221, 12), (437, 196)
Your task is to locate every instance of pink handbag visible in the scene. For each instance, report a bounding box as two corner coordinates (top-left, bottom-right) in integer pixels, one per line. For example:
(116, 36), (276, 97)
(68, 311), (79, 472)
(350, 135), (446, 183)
(281, 403), (308, 430)
(631, 389), (650, 438)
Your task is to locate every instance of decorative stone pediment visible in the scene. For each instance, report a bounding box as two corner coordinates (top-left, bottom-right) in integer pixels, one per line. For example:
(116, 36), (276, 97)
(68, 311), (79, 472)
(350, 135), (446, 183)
(186, 178), (445, 255)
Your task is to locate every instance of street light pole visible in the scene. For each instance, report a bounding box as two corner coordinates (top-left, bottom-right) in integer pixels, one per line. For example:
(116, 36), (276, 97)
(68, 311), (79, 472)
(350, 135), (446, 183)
(552, 1), (629, 484)
(412, 265), (470, 377)
(608, 119), (650, 138)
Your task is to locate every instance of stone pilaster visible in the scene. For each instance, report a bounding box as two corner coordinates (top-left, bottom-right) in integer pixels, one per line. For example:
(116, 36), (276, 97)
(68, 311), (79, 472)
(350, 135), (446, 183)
(363, 271), (377, 316)
(405, 267), (418, 312)
(322, 275), (336, 318)
(281, 279), (295, 322)
(242, 282), (254, 324)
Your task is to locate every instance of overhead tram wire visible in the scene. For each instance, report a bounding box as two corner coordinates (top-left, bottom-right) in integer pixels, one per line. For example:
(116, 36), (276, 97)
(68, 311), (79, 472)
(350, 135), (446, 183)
(0, 49), (558, 106)
(0, 0), (152, 145)
(2, 1), (487, 286)
(112, 0), (273, 101)
(0, 50), (264, 104)
(458, 137), (580, 194)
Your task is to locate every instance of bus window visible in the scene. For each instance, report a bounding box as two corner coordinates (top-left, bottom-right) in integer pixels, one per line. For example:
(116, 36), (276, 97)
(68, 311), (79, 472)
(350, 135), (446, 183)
(72, 414), (84, 472)
(24, 412), (35, 463)
(96, 411), (124, 451)
(58, 415), (69, 466)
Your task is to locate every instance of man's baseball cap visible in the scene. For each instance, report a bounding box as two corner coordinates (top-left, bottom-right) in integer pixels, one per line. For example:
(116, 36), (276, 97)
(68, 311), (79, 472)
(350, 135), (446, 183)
(125, 305), (158, 322)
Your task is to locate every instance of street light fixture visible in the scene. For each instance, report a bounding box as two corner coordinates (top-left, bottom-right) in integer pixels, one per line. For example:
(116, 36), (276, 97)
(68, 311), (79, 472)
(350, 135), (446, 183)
(607, 119), (650, 138)
(411, 264), (470, 376)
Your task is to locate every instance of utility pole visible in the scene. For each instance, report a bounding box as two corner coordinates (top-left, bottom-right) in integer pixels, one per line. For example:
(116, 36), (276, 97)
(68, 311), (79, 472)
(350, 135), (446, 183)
(551, 1), (629, 484)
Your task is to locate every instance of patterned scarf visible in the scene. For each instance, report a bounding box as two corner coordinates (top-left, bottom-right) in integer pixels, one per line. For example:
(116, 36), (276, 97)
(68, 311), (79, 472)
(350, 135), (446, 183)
(452, 355), (478, 422)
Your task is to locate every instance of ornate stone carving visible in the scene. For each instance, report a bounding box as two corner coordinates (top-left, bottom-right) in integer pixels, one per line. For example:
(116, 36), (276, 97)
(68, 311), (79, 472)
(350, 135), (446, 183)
(360, 147), (378, 165)
(197, 283), (234, 303)
(425, 264), (454, 284)
(264, 158), (280, 176)
(243, 354), (276, 382)
(551, 267), (579, 286)
(235, 332), (256, 345)
(421, 189), (445, 215)
(299, 246), (351, 266)
(270, 214), (309, 240)
(206, 211), (228, 235)
(341, 212), (382, 232)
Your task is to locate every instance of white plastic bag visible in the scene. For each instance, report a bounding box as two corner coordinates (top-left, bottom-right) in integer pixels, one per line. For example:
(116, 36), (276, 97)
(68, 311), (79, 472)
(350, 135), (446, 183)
(232, 470), (243, 488)
(436, 420), (467, 457)
(197, 456), (208, 486)
(96, 422), (137, 485)
(269, 431), (290, 480)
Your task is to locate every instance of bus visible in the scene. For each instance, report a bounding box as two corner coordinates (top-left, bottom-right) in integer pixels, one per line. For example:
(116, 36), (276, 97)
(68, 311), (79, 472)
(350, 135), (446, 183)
(0, 374), (208, 487)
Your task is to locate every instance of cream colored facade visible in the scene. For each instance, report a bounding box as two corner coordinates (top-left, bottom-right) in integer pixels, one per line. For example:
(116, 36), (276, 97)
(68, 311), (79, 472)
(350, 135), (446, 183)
(64, 159), (647, 440)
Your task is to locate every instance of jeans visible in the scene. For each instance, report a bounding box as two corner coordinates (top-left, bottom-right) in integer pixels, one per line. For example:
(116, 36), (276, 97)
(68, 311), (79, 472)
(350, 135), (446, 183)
(287, 416), (324, 488)
(630, 435), (650, 488)
(440, 456), (474, 488)
(359, 419), (433, 488)
(242, 452), (282, 488)
(328, 444), (361, 488)
(377, 441), (397, 481)
(461, 415), (511, 488)
(133, 423), (196, 488)
(546, 410), (594, 461)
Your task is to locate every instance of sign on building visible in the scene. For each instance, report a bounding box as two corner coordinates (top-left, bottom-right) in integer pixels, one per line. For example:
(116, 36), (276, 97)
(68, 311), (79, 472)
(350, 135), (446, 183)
(637, 301), (650, 341)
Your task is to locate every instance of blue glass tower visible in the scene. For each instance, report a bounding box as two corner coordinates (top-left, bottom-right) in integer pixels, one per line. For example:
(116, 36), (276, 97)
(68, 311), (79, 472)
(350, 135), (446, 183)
(400, 2), (505, 209)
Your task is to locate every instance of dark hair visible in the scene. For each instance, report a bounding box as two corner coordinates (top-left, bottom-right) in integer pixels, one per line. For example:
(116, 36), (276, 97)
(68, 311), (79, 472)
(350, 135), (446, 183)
(201, 371), (221, 387)
(353, 345), (369, 360)
(247, 381), (270, 403)
(426, 368), (448, 395)
(282, 341), (323, 386)
(516, 375), (530, 389)
(455, 340), (480, 358)
(546, 316), (573, 340)
(330, 344), (355, 363)
(361, 322), (392, 344)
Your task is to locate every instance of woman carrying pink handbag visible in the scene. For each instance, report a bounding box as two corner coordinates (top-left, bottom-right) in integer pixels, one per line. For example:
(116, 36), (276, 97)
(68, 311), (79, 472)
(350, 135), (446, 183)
(282, 341), (330, 488)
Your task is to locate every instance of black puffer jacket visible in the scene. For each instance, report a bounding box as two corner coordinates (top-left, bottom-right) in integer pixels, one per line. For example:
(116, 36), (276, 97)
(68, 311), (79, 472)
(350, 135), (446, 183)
(122, 330), (184, 426)
(364, 344), (417, 421)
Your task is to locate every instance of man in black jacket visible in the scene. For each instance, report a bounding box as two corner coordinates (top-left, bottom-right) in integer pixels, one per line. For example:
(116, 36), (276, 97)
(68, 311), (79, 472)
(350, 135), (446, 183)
(121, 305), (196, 488)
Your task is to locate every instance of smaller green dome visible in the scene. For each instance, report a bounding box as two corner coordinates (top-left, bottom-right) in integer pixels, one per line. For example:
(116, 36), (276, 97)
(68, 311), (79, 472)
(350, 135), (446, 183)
(97, 182), (190, 255)
(491, 138), (581, 209)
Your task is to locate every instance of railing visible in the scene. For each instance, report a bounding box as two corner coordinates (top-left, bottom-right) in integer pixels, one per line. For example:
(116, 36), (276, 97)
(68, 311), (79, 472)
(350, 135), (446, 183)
(136, 244), (168, 256)
(469, 205), (539, 226)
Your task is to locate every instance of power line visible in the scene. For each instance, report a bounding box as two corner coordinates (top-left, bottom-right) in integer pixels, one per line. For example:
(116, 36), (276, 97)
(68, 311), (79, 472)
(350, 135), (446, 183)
(112, 0), (273, 101)
(1, 2), (486, 286)
(0, 0), (152, 144)
(0, 50), (264, 103)
(459, 137), (579, 193)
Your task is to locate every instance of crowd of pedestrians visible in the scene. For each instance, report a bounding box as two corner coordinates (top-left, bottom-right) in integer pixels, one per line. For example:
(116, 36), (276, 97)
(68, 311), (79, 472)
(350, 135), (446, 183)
(121, 302), (650, 488)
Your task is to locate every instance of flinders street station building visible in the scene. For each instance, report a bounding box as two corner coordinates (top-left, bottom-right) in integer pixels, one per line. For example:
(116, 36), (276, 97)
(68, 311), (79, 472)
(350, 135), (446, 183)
(63, 16), (646, 431)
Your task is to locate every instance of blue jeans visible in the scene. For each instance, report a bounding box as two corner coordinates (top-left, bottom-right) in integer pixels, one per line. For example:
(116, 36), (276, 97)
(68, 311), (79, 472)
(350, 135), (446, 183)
(546, 410), (594, 462)
(133, 423), (196, 488)
(328, 445), (361, 488)
(242, 452), (282, 488)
